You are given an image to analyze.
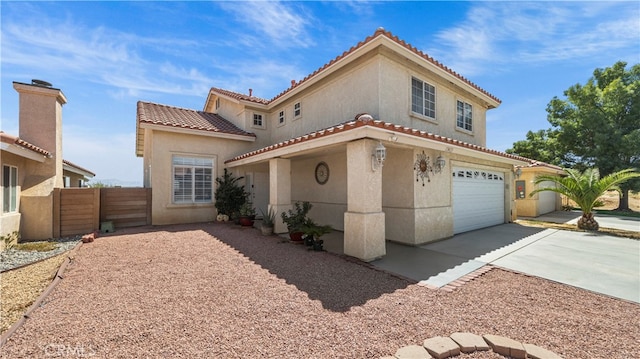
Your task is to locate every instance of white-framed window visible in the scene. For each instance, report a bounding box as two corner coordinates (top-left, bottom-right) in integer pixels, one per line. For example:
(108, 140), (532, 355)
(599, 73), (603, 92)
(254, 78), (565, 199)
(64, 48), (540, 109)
(252, 113), (264, 128)
(278, 110), (285, 125)
(2, 165), (18, 213)
(172, 156), (213, 204)
(293, 102), (302, 119)
(456, 100), (473, 131)
(411, 77), (436, 119)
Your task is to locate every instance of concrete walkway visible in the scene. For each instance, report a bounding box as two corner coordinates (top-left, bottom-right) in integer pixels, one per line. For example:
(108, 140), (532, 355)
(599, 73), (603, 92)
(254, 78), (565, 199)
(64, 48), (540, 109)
(323, 211), (640, 303)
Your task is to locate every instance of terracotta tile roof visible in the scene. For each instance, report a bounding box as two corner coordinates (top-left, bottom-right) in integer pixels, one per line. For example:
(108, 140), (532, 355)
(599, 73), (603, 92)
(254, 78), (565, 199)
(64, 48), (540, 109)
(226, 114), (536, 165)
(63, 159), (96, 177)
(211, 28), (500, 106)
(0, 131), (52, 157)
(209, 87), (269, 105)
(137, 101), (256, 138)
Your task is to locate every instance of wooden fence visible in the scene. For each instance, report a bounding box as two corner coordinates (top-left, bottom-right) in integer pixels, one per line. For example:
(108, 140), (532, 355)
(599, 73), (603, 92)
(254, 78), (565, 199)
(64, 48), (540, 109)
(53, 187), (151, 237)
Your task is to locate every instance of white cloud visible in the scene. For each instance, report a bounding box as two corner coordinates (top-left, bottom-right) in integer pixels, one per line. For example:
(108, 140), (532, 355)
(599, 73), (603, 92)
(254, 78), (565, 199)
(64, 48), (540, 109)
(427, 2), (640, 76)
(217, 1), (315, 49)
(1, 9), (207, 101)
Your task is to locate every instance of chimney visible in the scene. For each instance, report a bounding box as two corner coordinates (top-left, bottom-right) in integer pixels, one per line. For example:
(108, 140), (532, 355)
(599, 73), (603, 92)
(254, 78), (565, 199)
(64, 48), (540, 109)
(13, 80), (67, 187)
(248, 88), (253, 97)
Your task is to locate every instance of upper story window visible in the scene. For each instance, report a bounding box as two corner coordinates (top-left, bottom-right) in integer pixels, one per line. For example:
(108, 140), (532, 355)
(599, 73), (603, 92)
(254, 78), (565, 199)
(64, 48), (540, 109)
(411, 77), (436, 119)
(293, 102), (302, 119)
(456, 100), (473, 132)
(215, 98), (221, 110)
(2, 165), (18, 213)
(278, 110), (285, 125)
(253, 113), (264, 128)
(172, 156), (213, 204)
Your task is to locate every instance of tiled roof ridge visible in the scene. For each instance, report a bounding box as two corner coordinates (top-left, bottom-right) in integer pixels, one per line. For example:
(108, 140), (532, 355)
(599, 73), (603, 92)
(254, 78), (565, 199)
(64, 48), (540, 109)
(209, 87), (270, 105)
(63, 159), (96, 176)
(216, 28), (500, 106)
(372, 28), (501, 105)
(226, 113), (538, 165)
(138, 100), (206, 113)
(0, 131), (52, 157)
(137, 101), (256, 138)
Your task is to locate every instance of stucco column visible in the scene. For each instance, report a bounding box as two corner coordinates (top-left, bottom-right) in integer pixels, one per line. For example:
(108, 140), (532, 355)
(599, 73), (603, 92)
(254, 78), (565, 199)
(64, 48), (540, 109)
(344, 139), (386, 261)
(269, 158), (292, 234)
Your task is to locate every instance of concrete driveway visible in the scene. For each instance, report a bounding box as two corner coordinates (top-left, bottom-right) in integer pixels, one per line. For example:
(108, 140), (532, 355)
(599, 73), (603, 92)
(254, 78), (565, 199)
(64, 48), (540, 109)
(364, 211), (640, 303)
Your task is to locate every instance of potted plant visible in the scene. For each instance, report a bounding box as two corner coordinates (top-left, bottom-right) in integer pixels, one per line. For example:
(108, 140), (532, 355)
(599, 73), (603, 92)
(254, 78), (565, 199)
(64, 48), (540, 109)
(281, 201), (312, 242)
(259, 207), (276, 236)
(214, 169), (247, 222)
(238, 202), (256, 227)
(300, 220), (332, 251)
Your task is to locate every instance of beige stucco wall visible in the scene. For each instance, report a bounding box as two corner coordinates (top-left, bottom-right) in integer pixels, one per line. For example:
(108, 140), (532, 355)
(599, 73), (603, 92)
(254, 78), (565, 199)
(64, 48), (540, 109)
(147, 130), (255, 225)
(1, 152), (28, 241)
(515, 168), (562, 217)
(377, 52), (487, 147)
(2, 147), (58, 240)
(290, 151), (348, 230)
(210, 50), (489, 151)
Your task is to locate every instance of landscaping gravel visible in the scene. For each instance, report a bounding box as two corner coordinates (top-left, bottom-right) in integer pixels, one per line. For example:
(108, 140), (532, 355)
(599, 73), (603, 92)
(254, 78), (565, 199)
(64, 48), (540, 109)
(1, 223), (638, 358)
(0, 237), (80, 272)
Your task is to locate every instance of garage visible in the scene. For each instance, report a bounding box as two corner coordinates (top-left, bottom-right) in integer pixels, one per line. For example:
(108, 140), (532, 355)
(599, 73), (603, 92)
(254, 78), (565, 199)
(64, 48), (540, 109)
(536, 180), (558, 215)
(452, 167), (505, 234)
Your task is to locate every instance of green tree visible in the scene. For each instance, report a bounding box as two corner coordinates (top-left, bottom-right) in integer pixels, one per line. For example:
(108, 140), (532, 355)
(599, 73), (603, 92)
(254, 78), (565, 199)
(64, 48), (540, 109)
(508, 61), (640, 210)
(531, 168), (640, 230)
(506, 129), (564, 165)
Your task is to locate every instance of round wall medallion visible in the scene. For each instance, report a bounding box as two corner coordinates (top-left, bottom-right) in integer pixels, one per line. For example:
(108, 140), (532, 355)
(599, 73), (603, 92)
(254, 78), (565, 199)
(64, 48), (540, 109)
(315, 162), (329, 185)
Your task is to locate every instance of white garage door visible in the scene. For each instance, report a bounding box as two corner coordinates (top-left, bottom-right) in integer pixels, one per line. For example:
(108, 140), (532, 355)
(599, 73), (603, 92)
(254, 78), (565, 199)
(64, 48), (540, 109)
(537, 181), (557, 215)
(453, 167), (505, 234)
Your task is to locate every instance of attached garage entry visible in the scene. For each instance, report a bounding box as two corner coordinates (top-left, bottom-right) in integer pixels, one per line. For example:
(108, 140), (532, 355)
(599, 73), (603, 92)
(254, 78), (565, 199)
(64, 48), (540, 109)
(452, 167), (505, 234)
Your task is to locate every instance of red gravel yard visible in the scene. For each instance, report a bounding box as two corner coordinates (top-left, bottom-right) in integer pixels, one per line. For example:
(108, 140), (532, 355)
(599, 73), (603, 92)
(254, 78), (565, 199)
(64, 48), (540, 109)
(2, 223), (638, 358)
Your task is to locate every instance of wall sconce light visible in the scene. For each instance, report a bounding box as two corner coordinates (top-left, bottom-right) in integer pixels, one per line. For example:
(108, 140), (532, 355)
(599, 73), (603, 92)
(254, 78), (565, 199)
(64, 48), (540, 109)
(514, 166), (522, 179)
(372, 141), (386, 172)
(435, 155), (446, 173)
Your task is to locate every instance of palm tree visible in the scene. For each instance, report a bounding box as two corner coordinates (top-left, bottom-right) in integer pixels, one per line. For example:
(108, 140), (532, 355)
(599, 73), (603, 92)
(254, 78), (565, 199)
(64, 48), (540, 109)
(530, 168), (640, 231)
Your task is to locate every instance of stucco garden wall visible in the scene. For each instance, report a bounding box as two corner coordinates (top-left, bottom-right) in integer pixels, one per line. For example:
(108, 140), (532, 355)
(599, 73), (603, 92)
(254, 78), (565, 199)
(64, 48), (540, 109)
(516, 168), (561, 217)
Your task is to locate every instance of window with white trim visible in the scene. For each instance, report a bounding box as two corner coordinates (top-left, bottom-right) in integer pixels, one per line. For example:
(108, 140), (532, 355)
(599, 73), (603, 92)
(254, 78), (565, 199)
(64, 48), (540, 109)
(456, 100), (473, 131)
(252, 113), (264, 127)
(293, 102), (301, 118)
(172, 157), (213, 204)
(278, 110), (285, 124)
(2, 165), (18, 213)
(411, 77), (436, 119)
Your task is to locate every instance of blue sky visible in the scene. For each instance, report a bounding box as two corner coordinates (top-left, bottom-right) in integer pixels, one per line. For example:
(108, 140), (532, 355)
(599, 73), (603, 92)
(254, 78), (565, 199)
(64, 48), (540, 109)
(2, 1), (638, 185)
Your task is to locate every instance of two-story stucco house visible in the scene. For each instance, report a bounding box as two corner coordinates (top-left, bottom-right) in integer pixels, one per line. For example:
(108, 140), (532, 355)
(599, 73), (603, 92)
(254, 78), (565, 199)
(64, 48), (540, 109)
(1, 80), (95, 246)
(136, 28), (550, 261)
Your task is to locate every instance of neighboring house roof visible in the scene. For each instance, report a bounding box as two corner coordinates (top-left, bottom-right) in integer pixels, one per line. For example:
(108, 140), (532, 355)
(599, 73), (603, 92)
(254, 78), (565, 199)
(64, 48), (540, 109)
(1, 132), (95, 176)
(0, 131), (51, 161)
(225, 114), (539, 167)
(209, 28), (501, 109)
(63, 159), (96, 178)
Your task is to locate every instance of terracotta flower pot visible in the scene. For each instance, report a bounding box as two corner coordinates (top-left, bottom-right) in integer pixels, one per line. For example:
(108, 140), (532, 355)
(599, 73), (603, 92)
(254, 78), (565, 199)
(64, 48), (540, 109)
(289, 231), (304, 242)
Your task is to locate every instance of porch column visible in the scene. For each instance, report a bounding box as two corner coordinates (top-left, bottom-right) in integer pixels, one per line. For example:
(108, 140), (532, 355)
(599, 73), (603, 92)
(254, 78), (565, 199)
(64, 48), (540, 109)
(269, 158), (291, 234)
(344, 139), (386, 261)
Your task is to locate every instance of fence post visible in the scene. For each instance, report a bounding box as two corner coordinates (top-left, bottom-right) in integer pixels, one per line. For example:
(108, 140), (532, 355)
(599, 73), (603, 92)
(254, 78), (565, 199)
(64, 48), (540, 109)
(53, 188), (61, 238)
(93, 188), (101, 232)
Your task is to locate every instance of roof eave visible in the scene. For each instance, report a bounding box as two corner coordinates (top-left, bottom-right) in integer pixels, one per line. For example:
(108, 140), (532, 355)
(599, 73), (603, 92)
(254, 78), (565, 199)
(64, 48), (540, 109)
(1, 142), (48, 162)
